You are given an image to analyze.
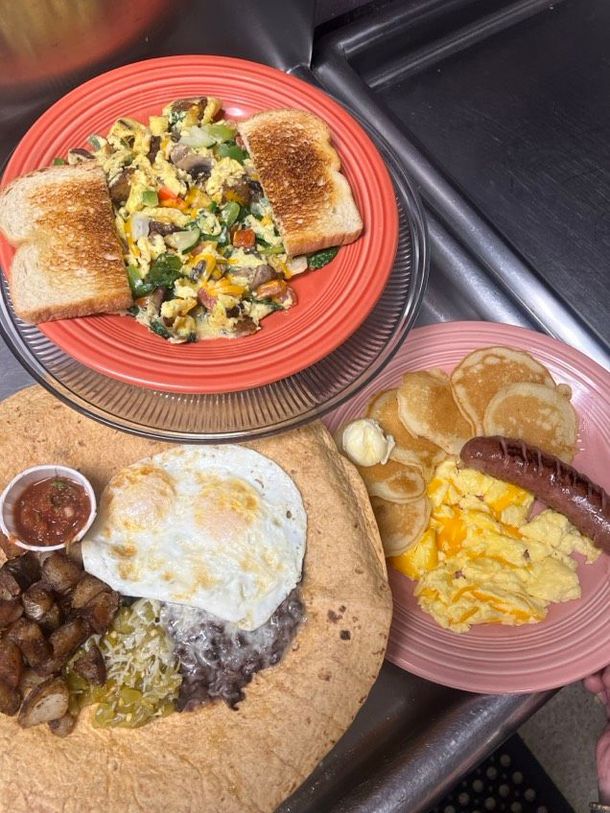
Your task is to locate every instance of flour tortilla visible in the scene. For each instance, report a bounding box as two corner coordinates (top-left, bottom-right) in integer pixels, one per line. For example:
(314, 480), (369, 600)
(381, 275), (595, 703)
(0, 387), (392, 813)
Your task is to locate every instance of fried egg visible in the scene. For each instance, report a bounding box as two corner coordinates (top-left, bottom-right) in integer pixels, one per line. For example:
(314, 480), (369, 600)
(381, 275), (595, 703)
(390, 459), (600, 632)
(82, 446), (307, 630)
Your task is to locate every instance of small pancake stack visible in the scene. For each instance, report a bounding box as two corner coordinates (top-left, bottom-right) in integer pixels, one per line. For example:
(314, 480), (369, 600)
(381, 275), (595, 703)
(352, 345), (579, 557)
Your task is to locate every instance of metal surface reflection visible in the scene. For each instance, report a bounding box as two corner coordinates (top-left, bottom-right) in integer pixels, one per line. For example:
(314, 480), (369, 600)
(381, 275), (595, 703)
(0, 0), (173, 92)
(0, 0), (176, 151)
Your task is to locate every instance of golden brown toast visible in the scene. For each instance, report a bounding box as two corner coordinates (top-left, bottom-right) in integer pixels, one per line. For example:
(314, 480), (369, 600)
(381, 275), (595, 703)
(238, 109), (363, 257)
(0, 162), (132, 323)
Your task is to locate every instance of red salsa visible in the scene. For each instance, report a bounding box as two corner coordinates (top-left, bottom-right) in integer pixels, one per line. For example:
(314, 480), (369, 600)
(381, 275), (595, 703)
(14, 477), (90, 547)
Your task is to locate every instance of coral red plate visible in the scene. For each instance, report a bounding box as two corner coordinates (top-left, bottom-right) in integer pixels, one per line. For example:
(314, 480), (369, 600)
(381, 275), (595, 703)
(0, 56), (398, 393)
(326, 322), (610, 693)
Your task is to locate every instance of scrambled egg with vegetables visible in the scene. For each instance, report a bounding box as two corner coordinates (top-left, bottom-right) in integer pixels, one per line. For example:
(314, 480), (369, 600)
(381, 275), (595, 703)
(64, 96), (338, 342)
(391, 460), (601, 632)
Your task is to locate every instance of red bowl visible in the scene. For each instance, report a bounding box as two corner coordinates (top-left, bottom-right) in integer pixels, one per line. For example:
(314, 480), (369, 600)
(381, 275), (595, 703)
(0, 55), (398, 393)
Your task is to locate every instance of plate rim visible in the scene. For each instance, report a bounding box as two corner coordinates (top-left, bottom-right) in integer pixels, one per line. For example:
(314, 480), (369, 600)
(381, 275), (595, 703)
(0, 54), (399, 394)
(324, 320), (610, 693)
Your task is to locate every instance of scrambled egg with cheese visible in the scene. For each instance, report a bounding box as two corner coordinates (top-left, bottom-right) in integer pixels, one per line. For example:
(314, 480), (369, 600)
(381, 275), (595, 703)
(390, 460), (601, 632)
(65, 97), (339, 342)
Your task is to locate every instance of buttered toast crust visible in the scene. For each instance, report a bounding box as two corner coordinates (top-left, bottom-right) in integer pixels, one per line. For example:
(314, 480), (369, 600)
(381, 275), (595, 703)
(0, 162), (132, 323)
(239, 109), (363, 257)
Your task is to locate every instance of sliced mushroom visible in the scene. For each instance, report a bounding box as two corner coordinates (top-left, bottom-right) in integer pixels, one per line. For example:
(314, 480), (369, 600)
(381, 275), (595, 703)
(0, 598), (23, 628)
(169, 97), (207, 117)
(48, 712), (77, 738)
(71, 574), (109, 609)
(147, 135), (161, 163)
(0, 638), (23, 689)
(67, 148), (94, 164)
(18, 677), (69, 728)
(233, 264), (280, 291)
(22, 581), (54, 621)
(148, 220), (178, 237)
(170, 146), (213, 180)
(0, 680), (21, 716)
(49, 618), (91, 663)
(73, 644), (106, 686)
(80, 590), (120, 634)
(7, 617), (51, 669)
(109, 167), (134, 206)
(41, 552), (82, 594)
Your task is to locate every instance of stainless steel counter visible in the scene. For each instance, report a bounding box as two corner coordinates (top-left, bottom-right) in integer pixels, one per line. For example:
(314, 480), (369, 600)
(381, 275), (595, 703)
(0, 1), (608, 812)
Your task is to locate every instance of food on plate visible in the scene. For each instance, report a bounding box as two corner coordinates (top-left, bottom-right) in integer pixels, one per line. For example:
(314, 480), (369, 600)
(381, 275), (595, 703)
(66, 599), (182, 728)
(238, 108), (363, 256)
(370, 495), (431, 556)
(160, 588), (304, 711)
(0, 162), (132, 323)
(338, 343), (607, 631)
(11, 476), (91, 548)
(0, 388), (391, 813)
(390, 459), (600, 631)
(0, 549), (119, 730)
(482, 382), (578, 462)
(0, 98), (362, 344)
(356, 459), (425, 503)
(397, 369), (474, 456)
(340, 417), (395, 466)
(450, 346), (556, 434)
(82, 445), (306, 630)
(366, 389), (446, 479)
(461, 436), (610, 553)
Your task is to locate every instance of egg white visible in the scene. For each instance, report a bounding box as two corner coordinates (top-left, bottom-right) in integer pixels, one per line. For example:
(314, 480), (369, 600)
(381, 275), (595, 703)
(82, 446), (307, 630)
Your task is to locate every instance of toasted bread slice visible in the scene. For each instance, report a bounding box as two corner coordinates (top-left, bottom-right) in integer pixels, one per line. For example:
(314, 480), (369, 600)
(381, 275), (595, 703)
(238, 109), (363, 257)
(0, 162), (132, 323)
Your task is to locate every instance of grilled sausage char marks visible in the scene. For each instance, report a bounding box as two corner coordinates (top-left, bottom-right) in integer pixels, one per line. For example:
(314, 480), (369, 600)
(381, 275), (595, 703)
(460, 436), (610, 553)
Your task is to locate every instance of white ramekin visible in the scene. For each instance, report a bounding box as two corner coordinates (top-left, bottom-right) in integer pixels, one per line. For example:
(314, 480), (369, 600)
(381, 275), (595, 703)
(0, 465), (97, 553)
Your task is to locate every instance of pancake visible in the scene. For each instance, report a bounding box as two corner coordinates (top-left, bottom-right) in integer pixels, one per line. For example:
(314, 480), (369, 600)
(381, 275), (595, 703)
(366, 389), (446, 479)
(483, 382), (578, 462)
(397, 370), (474, 456)
(450, 346), (556, 434)
(356, 458), (426, 503)
(0, 387), (392, 813)
(370, 495), (431, 557)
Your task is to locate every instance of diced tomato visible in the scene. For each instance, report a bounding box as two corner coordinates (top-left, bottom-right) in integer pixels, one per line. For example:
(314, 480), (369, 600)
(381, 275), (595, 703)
(197, 288), (217, 310)
(232, 228), (256, 249)
(158, 186), (180, 202)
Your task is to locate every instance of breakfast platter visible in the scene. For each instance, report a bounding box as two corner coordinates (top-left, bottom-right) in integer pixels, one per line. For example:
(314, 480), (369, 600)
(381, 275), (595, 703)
(327, 321), (610, 693)
(0, 388), (392, 810)
(0, 48), (609, 813)
(0, 56), (398, 394)
(0, 57), (426, 440)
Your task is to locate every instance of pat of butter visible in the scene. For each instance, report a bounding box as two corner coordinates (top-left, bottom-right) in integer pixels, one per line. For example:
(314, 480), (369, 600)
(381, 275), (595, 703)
(341, 419), (395, 467)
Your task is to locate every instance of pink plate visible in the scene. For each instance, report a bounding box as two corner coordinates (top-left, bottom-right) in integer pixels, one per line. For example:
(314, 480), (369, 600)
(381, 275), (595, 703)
(325, 322), (610, 693)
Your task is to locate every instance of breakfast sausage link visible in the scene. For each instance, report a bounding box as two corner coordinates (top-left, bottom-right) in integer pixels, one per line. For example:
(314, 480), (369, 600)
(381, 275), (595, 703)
(460, 436), (610, 554)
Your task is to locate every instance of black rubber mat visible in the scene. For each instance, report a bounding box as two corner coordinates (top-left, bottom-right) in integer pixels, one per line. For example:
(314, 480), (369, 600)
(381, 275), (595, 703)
(429, 734), (575, 813)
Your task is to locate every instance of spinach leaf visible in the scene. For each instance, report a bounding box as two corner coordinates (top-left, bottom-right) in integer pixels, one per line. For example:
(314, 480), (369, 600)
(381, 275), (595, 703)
(216, 142), (248, 163)
(307, 246), (339, 270)
(150, 319), (171, 339)
(147, 253), (183, 288)
(127, 265), (155, 298)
